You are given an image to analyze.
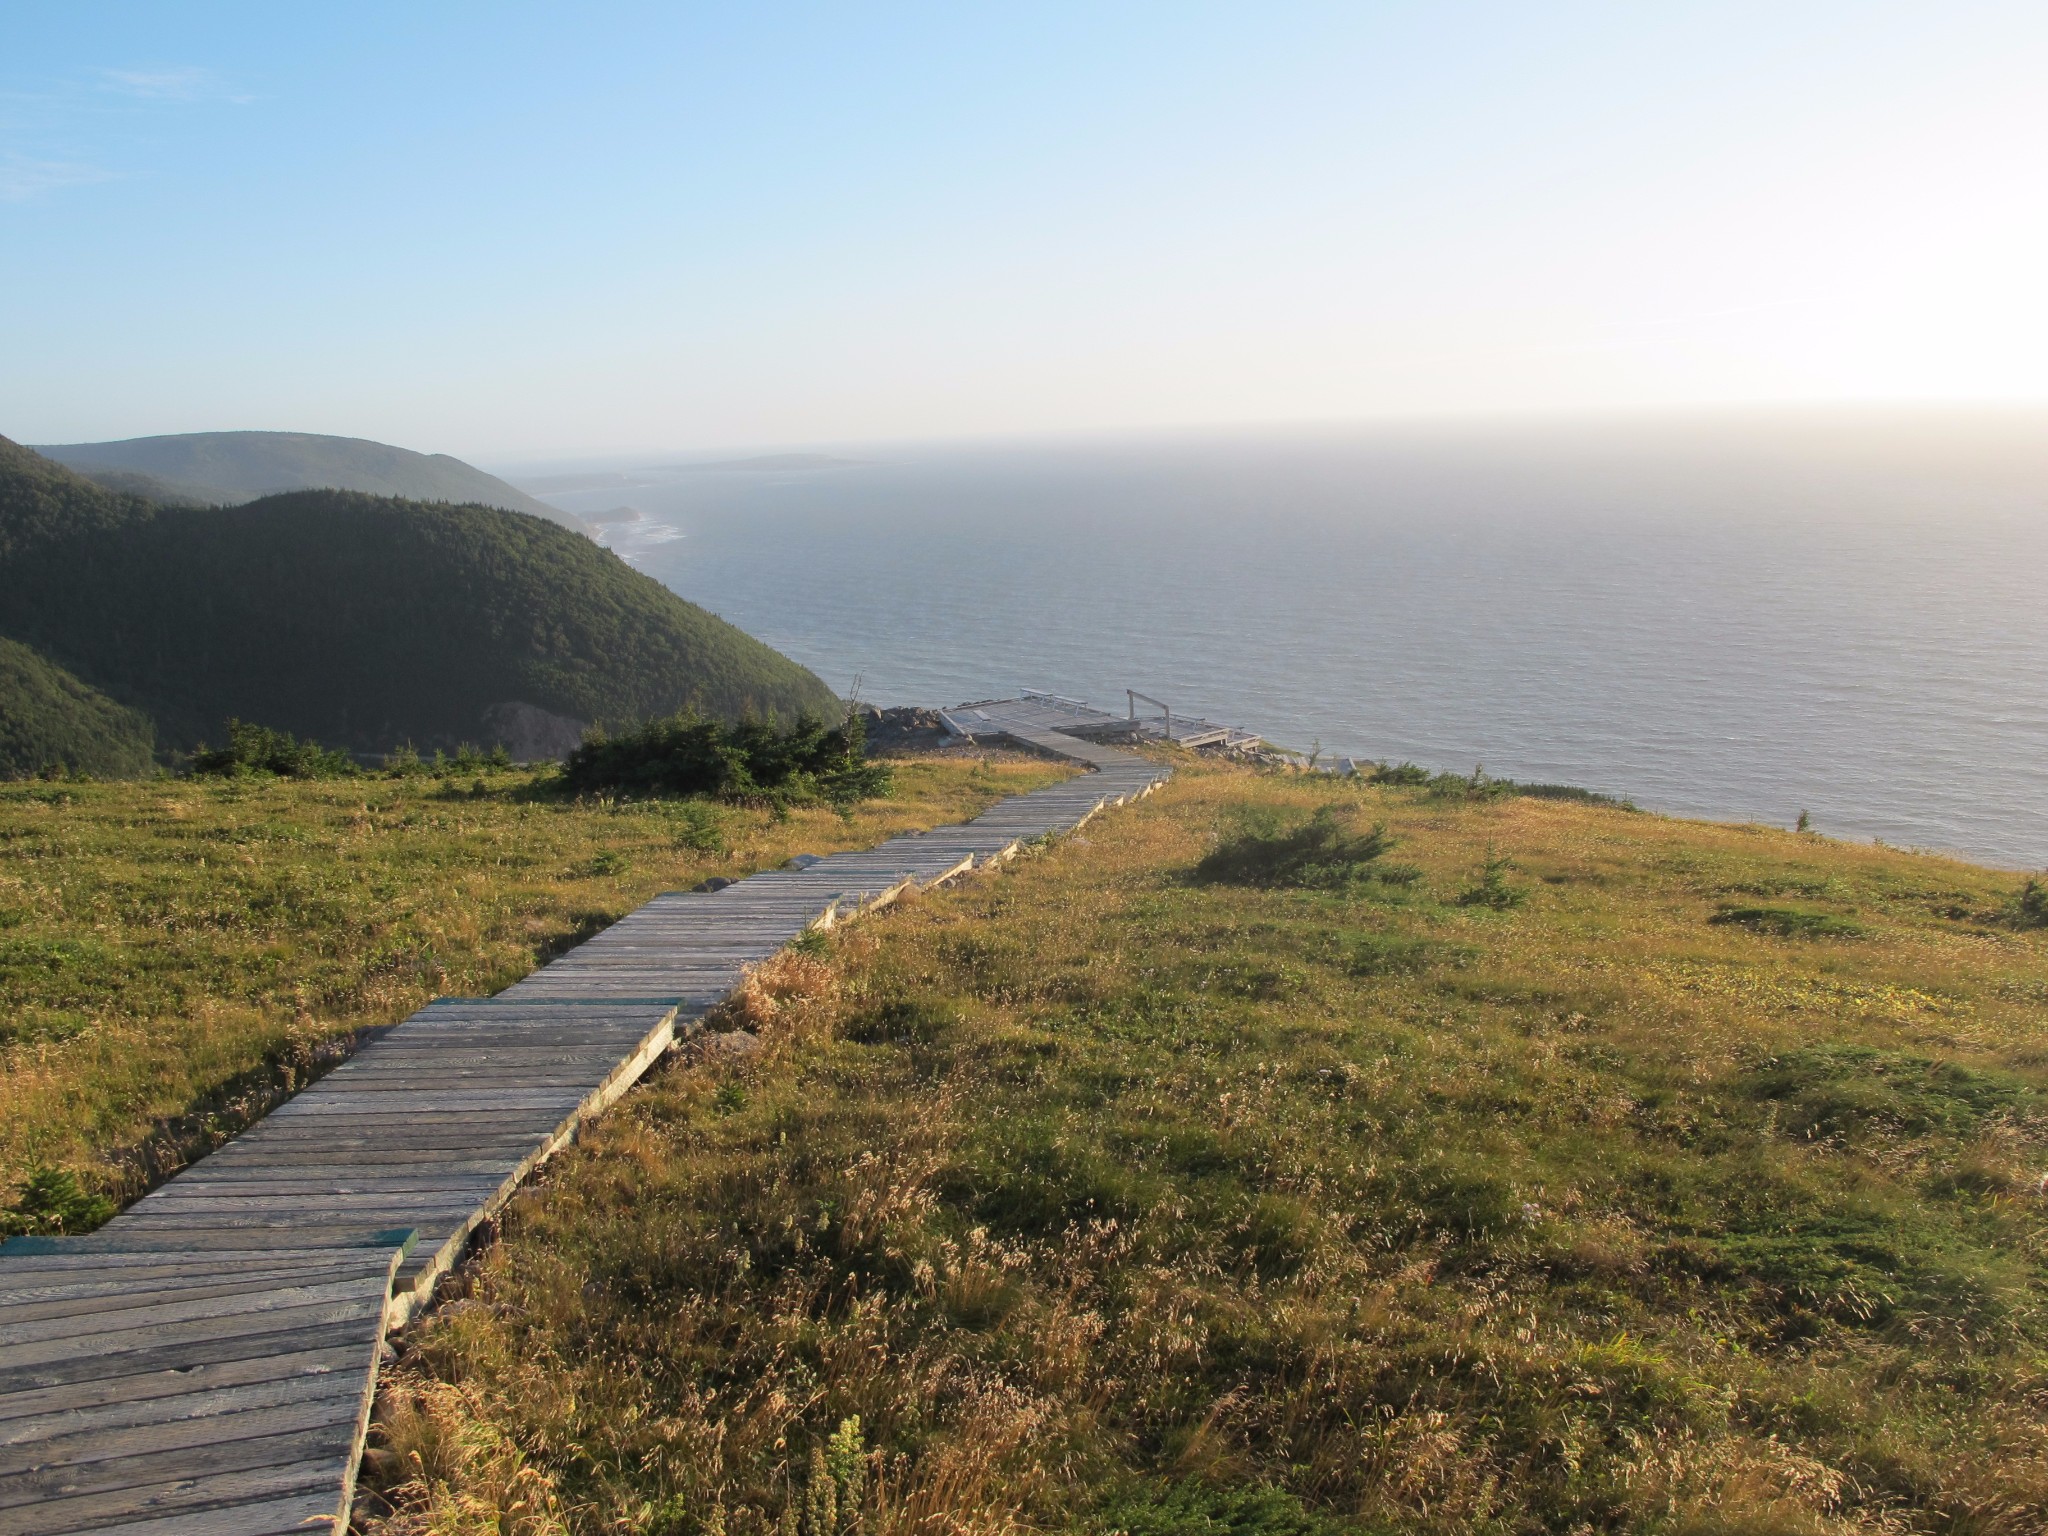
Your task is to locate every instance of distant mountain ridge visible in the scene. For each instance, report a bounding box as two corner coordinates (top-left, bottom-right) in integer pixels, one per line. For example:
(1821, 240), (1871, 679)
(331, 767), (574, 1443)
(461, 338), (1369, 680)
(34, 430), (590, 535)
(0, 436), (841, 767)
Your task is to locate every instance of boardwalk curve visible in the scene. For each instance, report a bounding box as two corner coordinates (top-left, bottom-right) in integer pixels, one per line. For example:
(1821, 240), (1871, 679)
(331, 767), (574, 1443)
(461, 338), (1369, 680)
(0, 697), (1175, 1535)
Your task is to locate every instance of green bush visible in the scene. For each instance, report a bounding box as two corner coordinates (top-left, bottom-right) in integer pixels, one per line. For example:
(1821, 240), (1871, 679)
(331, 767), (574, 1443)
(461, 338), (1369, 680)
(1515, 782), (1625, 806)
(1096, 1479), (1351, 1536)
(1457, 846), (1525, 908)
(190, 719), (357, 779)
(1193, 805), (1396, 889)
(380, 742), (512, 778)
(560, 710), (891, 805)
(2008, 876), (2048, 930)
(1741, 1044), (2030, 1142)
(842, 997), (960, 1045)
(1709, 905), (1866, 939)
(1368, 758), (1625, 807)
(1, 1166), (115, 1236)
(1344, 933), (1464, 975)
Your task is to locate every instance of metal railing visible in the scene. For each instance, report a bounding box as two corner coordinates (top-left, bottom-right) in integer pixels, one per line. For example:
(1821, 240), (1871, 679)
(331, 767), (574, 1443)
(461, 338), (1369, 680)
(1127, 690), (1172, 740)
(1020, 689), (1094, 716)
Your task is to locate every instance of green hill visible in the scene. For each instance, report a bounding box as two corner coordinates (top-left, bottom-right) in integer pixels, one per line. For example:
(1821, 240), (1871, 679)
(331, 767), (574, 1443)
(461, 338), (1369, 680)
(0, 637), (155, 777)
(0, 436), (840, 758)
(0, 434), (155, 561)
(34, 430), (590, 535)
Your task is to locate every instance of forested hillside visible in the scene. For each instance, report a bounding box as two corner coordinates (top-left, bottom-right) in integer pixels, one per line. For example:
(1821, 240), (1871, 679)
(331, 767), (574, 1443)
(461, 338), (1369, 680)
(36, 429), (589, 534)
(0, 436), (840, 762)
(0, 637), (155, 777)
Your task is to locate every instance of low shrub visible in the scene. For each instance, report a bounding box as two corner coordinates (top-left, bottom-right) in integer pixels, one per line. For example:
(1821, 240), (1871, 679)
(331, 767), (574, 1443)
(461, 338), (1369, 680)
(1, 1166), (115, 1236)
(380, 742), (512, 778)
(1426, 766), (1516, 802)
(560, 710), (891, 804)
(1095, 1479), (1348, 1536)
(1344, 932), (1461, 975)
(842, 997), (960, 1045)
(2008, 875), (2048, 930)
(1368, 759), (1626, 807)
(1516, 782), (1626, 806)
(1193, 805), (1395, 889)
(1710, 905), (1867, 939)
(1740, 1043), (2031, 1142)
(189, 719), (356, 778)
(1457, 845), (1525, 908)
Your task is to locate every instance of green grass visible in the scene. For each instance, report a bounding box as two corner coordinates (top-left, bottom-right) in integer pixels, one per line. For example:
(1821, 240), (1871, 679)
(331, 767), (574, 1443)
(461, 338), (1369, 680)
(367, 763), (2048, 1535)
(0, 753), (1071, 1217)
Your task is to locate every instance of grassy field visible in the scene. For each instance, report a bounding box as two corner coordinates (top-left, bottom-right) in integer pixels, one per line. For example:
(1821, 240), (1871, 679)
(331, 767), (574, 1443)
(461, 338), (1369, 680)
(0, 754), (1071, 1222)
(365, 761), (2048, 1535)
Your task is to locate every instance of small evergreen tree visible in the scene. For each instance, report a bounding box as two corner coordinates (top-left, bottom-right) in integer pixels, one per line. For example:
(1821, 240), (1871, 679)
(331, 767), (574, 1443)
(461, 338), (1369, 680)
(190, 719), (355, 779)
(561, 709), (890, 804)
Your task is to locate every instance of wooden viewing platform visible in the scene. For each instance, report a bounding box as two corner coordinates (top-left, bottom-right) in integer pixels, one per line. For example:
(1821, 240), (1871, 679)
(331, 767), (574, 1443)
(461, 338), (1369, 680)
(944, 691), (1263, 752)
(0, 697), (1186, 1535)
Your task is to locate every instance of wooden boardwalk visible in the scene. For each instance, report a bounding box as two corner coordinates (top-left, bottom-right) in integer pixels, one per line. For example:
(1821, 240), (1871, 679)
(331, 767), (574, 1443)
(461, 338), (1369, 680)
(0, 699), (1169, 1535)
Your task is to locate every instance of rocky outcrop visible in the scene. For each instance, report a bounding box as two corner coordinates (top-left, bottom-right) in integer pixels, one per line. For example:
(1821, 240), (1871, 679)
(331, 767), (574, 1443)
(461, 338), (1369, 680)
(480, 700), (588, 763)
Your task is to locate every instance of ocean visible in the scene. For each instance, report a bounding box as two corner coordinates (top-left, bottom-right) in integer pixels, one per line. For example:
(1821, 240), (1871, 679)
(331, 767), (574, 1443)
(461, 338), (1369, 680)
(516, 414), (2048, 869)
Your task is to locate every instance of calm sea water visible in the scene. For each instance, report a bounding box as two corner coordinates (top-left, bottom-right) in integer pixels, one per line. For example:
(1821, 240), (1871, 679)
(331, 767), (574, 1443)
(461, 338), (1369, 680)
(522, 416), (2048, 869)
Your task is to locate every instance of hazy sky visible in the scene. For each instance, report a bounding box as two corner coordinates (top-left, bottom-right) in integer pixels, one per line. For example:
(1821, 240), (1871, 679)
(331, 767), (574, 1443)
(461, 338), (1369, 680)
(5, 3), (2046, 458)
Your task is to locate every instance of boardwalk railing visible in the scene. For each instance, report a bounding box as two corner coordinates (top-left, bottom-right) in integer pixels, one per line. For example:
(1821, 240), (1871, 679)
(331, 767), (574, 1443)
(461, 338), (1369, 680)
(0, 698), (1170, 1535)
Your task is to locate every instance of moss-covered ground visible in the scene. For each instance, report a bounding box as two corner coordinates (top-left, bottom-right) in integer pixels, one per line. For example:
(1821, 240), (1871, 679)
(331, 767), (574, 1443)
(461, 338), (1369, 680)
(368, 761), (2048, 1535)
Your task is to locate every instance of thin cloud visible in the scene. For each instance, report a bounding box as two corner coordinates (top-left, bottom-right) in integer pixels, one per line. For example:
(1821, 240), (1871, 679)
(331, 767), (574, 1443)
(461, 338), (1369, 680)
(0, 154), (115, 202)
(96, 66), (219, 102)
(97, 66), (254, 105)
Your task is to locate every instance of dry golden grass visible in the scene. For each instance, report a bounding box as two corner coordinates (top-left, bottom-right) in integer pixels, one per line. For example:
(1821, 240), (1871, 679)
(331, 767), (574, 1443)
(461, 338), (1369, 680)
(350, 761), (2048, 1532)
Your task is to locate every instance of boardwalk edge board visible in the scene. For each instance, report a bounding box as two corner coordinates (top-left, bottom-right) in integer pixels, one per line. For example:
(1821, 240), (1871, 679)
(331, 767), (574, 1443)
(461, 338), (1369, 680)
(0, 695), (1200, 1532)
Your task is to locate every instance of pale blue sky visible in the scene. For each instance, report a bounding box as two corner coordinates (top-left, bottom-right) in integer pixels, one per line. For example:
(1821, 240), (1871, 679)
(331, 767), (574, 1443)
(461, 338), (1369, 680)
(4, 3), (2046, 458)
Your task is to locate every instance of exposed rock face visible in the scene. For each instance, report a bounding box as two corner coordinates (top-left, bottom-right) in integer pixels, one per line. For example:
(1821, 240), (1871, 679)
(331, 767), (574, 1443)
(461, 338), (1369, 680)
(853, 704), (955, 754)
(692, 1029), (762, 1063)
(481, 700), (588, 762)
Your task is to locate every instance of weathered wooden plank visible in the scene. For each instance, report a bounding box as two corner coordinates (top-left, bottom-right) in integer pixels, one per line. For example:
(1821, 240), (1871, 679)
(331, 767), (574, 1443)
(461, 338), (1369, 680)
(0, 1240), (397, 1532)
(0, 1296), (387, 1376)
(40, 1487), (350, 1536)
(8, 1385), (369, 1473)
(0, 1346), (365, 1431)
(264, 1090), (590, 1116)
(104, 1205), (485, 1234)
(0, 1251), (382, 1285)
(0, 1425), (355, 1512)
(0, 1317), (364, 1403)
(0, 1264), (396, 1323)
(200, 1109), (583, 1133)
(162, 1172), (512, 1196)
(171, 1149), (524, 1171)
